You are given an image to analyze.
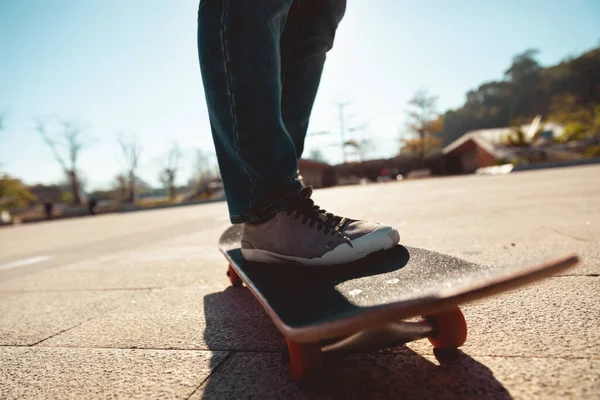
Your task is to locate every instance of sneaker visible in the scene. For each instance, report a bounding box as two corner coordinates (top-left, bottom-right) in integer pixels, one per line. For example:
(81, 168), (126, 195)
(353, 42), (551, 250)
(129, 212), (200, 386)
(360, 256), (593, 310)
(241, 187), (400, 266)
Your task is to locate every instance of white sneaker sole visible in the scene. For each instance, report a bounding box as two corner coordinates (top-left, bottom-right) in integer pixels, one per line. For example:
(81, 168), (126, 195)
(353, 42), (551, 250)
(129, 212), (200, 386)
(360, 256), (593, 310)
(241, 225), (400, 266)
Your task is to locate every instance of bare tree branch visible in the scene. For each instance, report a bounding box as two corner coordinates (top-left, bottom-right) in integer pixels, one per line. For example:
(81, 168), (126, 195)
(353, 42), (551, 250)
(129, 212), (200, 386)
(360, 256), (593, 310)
(35, 117), (85, 204)
(118, 132), (143, 203)
(62, 120), (82, 169)
(118, 132), (142, 172)
(403, 89), (441, 168)
(0, 111), (5, 169)
(190, 149), (217, 188)
(35, 118), (69, 172)
(158, 143), (182, 200)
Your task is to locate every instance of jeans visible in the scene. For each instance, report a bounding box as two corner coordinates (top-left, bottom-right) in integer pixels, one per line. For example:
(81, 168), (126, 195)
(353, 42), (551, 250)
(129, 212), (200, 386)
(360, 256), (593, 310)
(197, 0), (346, 224)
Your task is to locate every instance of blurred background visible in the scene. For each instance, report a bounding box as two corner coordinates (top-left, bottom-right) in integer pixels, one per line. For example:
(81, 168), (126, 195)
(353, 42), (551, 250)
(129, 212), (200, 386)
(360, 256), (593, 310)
(1, 0), (599, 224)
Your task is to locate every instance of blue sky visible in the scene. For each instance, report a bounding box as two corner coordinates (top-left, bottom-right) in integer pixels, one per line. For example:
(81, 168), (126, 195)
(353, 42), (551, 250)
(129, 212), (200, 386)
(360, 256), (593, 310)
(1, 0), (599, 189)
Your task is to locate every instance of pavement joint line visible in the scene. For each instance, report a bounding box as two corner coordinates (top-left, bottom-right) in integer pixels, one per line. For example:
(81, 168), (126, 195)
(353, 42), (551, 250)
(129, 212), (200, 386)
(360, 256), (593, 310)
(12, 344), (285, 353)
(0, 287), (160, 294)
(374, 351), (599, 360)
(330, 351), (600, 361)
(0, 285), (225, 294)
(185, 352), (233, 400)
(0, 345), (597, 361)
(29, 309), (123, 347)
(0, 345), (222, 354)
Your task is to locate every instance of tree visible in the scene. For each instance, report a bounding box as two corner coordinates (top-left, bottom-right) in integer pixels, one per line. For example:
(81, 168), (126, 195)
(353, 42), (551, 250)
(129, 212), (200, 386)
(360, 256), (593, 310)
(505, 49), (541, 83)
(505, 49), (543, 119)
(400, 135), (443, 154)
(548, 94), (600, 142)
(548, 93), (594, 125)
(503, 122), (544, 147)
(346, 124), (372, 162)
(189, 149), (218, 190)
(344, 139), (373, 163)
(0, 111), (5, 170)
(118, 132), (143, 203)
(440, 81), (513, 146)
(0, 175), (36, 211)
(112, 174), (129, 201)
(439, 45), (600, 148)
(35, 118), (85, 205)
(403, 90), (442, 167)
(158, 143), (182, 201)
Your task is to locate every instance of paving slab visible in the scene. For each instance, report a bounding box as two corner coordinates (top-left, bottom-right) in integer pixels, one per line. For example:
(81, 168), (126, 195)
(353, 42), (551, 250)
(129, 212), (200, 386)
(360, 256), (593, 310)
(0, 347), (227, 399)
(405, 276), (599, 358)
(42, 286), (282, 352)
(0, 290), (137, 346)
(194, 351), (599, 399)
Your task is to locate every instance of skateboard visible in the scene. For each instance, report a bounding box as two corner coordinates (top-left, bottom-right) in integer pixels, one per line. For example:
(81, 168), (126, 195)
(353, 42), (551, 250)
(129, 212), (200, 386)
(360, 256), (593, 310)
(218, 224), (579, 382)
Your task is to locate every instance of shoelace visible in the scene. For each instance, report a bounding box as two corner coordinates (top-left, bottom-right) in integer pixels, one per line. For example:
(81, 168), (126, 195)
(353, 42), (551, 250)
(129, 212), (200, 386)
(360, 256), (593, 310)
(285, 195), (347, 236)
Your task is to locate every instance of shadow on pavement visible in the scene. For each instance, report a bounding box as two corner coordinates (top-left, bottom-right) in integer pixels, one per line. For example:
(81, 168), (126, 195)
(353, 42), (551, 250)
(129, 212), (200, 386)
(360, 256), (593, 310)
(201, 287), (512, 399)
(202, 286), (283, 352)
(299, 347), (513, 399)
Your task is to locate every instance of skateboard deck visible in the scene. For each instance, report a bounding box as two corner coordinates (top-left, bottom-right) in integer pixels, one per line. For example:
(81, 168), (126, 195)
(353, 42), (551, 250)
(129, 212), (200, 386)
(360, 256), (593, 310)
(218, 224), (579, 380)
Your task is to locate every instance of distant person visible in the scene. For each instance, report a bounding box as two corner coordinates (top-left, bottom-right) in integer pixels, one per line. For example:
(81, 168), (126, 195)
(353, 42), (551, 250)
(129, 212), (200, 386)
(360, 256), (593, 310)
(44, 201), (53, 220)
(88, 198), (98, 215)
(197, 0), (399, 266)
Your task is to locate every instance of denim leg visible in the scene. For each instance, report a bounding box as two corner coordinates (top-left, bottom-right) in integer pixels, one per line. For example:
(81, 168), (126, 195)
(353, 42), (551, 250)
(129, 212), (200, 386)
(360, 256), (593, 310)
(197, 0), (302, 224)
(280, 0), (347, 159)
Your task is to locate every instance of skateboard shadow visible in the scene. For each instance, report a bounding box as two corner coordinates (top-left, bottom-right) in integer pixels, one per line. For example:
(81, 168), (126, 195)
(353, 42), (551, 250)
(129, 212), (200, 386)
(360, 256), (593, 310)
(202, 286), (283, 352)
(299, 347), (513, 399)
(200, 286), (512, 399)
(226, 245), (413, 328)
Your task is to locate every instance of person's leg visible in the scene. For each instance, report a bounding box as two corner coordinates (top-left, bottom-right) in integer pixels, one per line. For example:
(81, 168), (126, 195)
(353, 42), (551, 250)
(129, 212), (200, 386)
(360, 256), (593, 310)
(197, 0), (302, 224)
(198, 0), (400, 265)
(280, 0), (346, 159)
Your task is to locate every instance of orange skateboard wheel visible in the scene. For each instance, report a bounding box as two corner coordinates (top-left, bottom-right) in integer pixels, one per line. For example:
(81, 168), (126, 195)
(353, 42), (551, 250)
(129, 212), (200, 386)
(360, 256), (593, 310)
(227, 265), (243, 287)
(425, 305), (468, 349)
(285, 338), (322, 382)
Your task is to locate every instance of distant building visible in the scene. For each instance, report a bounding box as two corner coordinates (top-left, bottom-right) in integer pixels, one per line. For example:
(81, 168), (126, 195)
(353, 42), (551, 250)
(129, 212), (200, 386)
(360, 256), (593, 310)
(442, 119), (567, 174)
(333, 153), (446, 183)
(298, 159), (336, 188)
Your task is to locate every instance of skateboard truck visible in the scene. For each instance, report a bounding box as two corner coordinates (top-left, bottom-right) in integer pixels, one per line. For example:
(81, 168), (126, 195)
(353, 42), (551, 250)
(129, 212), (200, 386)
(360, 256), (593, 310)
(322, 310), (465, 353)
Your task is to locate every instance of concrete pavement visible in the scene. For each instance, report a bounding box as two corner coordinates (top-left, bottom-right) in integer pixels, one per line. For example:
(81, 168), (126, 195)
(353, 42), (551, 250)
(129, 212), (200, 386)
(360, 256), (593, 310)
(0, 165), (598, 399)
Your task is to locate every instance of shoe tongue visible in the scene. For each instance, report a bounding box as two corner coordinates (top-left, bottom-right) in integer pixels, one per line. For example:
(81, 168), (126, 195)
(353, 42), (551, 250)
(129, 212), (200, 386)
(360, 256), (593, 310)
(297, 186), (326, 221)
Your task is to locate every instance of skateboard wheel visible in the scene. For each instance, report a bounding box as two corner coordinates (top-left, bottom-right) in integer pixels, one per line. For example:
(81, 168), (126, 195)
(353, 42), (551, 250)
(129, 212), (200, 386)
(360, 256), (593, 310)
(425, 306), (467, 349)
(227, 265), (243, 287)
(285, 338), (322, 382)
